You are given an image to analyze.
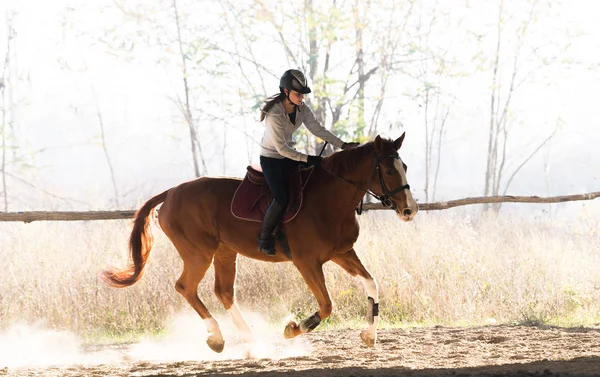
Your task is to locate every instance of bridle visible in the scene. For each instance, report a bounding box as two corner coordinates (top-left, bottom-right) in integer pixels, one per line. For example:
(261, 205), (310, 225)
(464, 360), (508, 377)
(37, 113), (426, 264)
(302, 142), (411, 214)
(335, 151), (411, 214)
(373, 153), (411, 208)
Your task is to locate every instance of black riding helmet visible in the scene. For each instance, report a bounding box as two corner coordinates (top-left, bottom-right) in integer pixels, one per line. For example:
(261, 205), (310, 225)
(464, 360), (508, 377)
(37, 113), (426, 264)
(280, 69), (311, 94)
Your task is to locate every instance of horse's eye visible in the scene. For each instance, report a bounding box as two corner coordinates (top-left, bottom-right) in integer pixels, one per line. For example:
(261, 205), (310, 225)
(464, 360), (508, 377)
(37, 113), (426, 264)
(385, 169), (393, 176)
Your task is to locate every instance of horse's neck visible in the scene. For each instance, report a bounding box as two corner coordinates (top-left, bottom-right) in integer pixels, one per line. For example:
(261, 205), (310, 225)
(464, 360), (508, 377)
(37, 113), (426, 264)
(319, 156), (376, 211)
(336, 156), (376, 189)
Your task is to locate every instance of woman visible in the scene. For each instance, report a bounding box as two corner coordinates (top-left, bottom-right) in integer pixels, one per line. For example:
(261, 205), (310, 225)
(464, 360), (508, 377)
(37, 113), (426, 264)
(258, 69), (359, 256)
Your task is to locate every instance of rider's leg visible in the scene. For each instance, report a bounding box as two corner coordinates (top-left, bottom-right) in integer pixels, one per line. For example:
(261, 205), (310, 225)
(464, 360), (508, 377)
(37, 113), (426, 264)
(258, 156), (290, 255)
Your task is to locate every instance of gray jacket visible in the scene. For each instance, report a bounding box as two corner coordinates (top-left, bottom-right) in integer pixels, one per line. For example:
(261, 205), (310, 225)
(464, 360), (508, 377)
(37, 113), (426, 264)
(260, 101), (344, 162)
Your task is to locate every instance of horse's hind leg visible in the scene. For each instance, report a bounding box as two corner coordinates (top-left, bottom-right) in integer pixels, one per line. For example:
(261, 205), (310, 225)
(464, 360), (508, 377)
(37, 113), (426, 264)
(213, 245), (253, 343)
(331, 249), (379, 347)
(171, 238), (224, 353)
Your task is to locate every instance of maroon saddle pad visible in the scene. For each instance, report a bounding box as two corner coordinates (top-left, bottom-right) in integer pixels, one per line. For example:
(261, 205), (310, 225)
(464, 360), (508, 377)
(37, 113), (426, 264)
(231, 164), (307, 223)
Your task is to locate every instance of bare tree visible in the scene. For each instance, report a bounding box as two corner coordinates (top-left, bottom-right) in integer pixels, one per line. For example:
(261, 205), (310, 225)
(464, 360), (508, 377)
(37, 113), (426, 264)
(0, 12), (16, 212)
(341, 0), (417, 141)
(367, 0), (415, 138)
(172, 0), (206, 177)
(91, 86), (120, 207)
(246, 0), (418, 156)
(86, 0), (220, 177)
(218, 0), (276, 164)
(407, 7), (457, 203)
(1, 11), (67, 210)
(351, 0), (380, 138)
(483, 0), (558, 211)
(420, 84), (452, 202)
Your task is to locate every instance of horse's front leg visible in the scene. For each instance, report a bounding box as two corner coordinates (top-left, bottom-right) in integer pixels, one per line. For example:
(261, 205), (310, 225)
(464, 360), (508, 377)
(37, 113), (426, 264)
(331, 249), (379, 347)
(284, 260), (331, 339)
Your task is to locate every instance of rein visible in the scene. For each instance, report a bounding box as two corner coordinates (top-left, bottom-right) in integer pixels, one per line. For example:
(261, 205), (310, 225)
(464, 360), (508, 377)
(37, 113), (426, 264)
(296, 142), (329, 201)
(297, 143), (410, 215)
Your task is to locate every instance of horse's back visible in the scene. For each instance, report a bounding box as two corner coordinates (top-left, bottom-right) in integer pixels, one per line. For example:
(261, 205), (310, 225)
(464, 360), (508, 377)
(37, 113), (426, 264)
(165, 175), (239, 202)
(158, 176), (241, 237)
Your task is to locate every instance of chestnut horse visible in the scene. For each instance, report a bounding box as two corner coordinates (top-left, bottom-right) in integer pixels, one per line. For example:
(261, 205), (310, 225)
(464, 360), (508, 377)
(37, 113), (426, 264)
(102, 133), (418, 352)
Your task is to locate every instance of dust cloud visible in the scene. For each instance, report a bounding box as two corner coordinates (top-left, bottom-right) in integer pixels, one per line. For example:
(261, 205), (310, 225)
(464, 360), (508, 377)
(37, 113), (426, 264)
(0, 311), (311, 369)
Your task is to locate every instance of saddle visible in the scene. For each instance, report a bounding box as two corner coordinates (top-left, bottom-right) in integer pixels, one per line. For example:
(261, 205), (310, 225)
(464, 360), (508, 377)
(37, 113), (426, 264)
(231, 164), (309, 223)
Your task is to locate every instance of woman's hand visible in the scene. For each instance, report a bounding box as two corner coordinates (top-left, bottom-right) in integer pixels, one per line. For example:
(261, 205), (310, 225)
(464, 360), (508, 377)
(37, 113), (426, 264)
(306, 155), (323, 168)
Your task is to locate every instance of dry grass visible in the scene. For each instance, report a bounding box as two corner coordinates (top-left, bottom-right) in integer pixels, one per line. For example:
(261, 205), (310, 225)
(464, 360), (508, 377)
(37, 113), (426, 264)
(1, 210), (599, 341)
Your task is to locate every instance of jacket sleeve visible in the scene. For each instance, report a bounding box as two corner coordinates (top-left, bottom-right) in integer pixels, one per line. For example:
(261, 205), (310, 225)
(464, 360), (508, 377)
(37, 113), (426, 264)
(302, 106), (345, 149)
(264, 114), (309, 162)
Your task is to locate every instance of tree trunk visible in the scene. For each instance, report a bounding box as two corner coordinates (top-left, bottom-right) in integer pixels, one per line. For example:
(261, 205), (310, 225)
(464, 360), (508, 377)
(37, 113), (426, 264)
(306, 0), (325, 155)
(423, 88), (431, 202)
(354, 0), (367, 134)
(1, 14), (15, 212)
(484, 0), (504, 211)
(173, 0), (205, 177)
(92, 86), (120, 208)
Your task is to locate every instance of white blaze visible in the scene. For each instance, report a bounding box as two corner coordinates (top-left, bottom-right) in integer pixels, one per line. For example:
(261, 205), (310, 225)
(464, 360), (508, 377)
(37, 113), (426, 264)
(394, 158), (418, 216)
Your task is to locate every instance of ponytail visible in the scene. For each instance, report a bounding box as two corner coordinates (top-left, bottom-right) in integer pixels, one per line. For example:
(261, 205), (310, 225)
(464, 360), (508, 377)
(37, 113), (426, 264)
(260, 91), (285, 122)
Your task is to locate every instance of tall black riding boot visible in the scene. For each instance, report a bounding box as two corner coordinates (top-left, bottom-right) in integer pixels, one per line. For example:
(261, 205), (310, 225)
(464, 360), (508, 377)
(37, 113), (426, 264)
(258, 200), (285, 256)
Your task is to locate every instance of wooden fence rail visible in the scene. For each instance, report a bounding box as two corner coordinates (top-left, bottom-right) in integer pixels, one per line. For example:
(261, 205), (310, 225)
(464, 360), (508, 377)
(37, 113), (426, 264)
(0, 192), (598, 223)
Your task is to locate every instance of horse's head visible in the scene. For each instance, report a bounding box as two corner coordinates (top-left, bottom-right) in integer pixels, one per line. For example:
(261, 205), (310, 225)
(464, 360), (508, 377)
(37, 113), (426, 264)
(372, 133), (418, 222)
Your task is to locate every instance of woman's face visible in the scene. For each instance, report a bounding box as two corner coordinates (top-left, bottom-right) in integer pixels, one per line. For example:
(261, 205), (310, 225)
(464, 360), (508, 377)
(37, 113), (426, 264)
(286, 89), (305, 106)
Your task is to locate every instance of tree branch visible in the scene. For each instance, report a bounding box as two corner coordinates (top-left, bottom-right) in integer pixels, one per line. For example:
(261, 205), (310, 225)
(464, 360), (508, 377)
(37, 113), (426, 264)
(363, 192), (600, 211)
(3, 192), (599, 222)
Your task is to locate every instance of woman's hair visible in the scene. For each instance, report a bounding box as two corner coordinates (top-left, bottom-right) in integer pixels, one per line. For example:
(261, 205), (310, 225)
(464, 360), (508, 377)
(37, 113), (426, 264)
(260, 90), (286, 121)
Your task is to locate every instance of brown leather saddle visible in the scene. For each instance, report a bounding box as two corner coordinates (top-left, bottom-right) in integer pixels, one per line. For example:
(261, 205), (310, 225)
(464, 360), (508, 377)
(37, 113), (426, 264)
(231, 164), (309, 223)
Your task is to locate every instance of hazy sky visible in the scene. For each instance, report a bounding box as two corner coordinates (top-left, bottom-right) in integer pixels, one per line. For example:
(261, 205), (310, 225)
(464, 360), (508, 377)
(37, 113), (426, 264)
(1, 0), (599, 217)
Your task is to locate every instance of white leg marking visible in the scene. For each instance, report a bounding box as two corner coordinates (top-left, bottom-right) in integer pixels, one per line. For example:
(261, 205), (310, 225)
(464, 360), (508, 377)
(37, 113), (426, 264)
(204, 317), (223, 338)
(362, 277), (378, 302)
(228, 303), (254, 342)
(360, 277), (379, 334)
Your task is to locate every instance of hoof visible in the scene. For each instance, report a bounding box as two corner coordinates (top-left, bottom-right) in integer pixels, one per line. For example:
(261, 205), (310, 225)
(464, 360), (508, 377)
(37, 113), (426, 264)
(206, 336), (225, 353)
(360, 330), (376, 347)
(284, 321), (300, 339)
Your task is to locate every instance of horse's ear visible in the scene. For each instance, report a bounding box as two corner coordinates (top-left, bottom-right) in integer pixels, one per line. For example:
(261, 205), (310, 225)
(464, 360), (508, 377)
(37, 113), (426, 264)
(374, 135), (383, 152)
(394, 132), (406, 150)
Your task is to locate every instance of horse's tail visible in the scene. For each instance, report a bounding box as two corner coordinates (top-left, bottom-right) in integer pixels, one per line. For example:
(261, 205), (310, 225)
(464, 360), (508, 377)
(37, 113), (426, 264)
(101, 189), (169, 288)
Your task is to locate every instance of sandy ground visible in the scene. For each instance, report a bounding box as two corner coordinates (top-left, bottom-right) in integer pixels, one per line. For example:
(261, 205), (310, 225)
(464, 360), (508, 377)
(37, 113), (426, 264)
(2, 325), (600, 377)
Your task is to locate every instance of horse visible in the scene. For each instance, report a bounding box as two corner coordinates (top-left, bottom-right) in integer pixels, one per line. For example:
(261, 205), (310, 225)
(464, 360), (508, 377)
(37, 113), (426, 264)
(101, 133), (418, 353)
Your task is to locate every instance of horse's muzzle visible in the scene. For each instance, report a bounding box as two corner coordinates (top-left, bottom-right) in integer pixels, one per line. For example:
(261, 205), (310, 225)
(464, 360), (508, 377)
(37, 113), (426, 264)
(397, 207), (417, 222)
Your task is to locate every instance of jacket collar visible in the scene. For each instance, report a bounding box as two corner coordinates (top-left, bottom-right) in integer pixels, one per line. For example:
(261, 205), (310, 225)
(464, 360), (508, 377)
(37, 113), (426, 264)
(270, 100), (305, 116)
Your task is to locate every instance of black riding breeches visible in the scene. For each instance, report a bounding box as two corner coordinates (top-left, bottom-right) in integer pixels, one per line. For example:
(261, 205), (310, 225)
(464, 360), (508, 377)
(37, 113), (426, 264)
(259, 156), (300, 207)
